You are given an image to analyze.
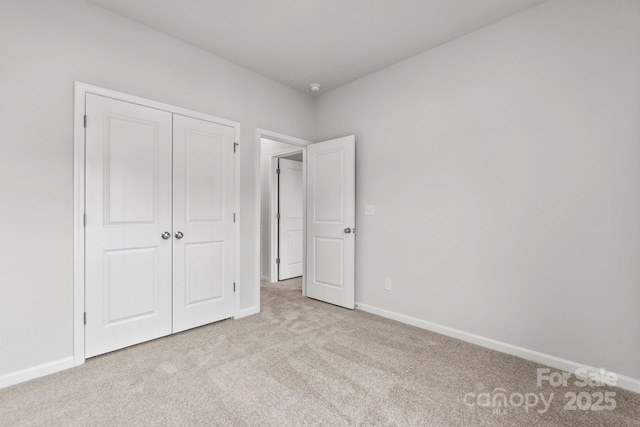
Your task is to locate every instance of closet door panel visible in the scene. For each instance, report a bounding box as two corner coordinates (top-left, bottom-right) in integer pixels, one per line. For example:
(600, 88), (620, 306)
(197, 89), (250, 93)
(85, 94), (173, 358)
(172, 114), (235, 333)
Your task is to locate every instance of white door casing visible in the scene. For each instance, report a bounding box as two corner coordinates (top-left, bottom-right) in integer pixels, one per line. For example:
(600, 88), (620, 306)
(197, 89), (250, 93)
(84, 94), (173, 358)
(172, 114), (236, 333)
(305, 136), (356, 309)
(278, 158), (303, 280)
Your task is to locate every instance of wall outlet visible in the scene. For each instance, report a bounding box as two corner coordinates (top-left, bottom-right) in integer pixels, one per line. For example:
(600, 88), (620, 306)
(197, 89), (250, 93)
(384, 277), (392, 291)
(365, 204), (375, 216)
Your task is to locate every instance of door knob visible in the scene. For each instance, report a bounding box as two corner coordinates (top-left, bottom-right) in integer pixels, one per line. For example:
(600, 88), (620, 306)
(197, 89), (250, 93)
(161, 231), (171, 240)
(175, 231), (184, 239)
(344, 228), (352, 234)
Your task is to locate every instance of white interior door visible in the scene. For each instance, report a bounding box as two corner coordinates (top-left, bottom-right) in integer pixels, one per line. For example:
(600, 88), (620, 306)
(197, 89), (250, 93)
(85, 94), (173, 358)
(278, 158), (303, 280)
(306, 136), (355, 309)
(172, 114), (236, 333)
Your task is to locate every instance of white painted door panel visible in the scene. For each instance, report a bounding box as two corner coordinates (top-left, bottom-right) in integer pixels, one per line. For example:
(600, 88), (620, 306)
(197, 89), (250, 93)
(306, 136), (355, 309)
(278, 159), (303, 280)
(85, 94), (173, 358)
(172, 114), (235, 333)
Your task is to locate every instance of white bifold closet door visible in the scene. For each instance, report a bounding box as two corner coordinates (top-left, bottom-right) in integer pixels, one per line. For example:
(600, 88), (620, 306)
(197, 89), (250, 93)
(85, 94), (235, 358)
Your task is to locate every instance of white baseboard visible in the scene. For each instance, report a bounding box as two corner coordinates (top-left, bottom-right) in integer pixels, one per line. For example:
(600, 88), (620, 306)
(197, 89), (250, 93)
(0, 357), (74, 390)
(355, 302), (640, 394)
(260, 275), (271, 282)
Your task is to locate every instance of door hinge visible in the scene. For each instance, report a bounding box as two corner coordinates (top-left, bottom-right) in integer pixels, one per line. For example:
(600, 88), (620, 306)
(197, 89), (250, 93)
(83, 115), (87, 128)
(233, 282), (236, 292)
(83, 312), (86, 325)
(234, 142), (239, 153)
(276, 212), (280, 220)
(233, 213), (236, 222)
(276, 168), (280, 175)
(276, 258), (280, 265)
(83, 213), (87, 227)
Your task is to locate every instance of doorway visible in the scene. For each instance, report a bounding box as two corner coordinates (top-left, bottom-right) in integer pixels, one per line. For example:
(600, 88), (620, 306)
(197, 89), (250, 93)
(254, 130), (356, 311)
(259, 136), (307, 289)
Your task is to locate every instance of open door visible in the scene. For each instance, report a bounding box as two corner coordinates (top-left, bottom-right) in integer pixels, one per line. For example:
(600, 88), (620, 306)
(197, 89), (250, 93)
(306, 135), (355, 309)
(278, 158), (304, 280)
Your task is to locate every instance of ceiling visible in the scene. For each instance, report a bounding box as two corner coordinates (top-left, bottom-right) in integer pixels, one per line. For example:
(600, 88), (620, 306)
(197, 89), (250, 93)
(85, 0), (548, 93)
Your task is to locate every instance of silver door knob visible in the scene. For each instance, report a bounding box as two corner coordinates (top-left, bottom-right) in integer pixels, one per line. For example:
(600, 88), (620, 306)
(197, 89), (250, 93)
(344, 228), (352, 234)
(175, 231), (184, 239)
(161, 231), (171, 240)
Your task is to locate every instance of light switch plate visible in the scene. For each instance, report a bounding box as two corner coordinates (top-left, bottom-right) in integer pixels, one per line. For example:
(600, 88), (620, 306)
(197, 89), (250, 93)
(364, 204), (375, 216)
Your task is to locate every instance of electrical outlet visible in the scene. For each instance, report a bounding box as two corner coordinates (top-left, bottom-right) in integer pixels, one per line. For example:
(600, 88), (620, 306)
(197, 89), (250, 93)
(365, 204), (375, 216)
(384, 277), (392, 291)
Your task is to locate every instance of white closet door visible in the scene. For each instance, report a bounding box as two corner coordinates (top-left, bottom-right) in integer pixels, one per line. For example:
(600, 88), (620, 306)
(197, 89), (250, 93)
(85, 94), (173, 358)
(278, 158), (303, 280)
(306, 136), (356, 309)
(172, 114), (236, 333)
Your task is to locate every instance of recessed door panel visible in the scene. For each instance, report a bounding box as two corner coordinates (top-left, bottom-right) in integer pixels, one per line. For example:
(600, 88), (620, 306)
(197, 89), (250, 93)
(306, 136), (355, 309)
(186, 130), (223, 222)
(85, 94), (173, 358)
(185, 242), (223, 305)
(173, 114), (235, 333)
(313, 237), (344, 288)
(314, 149), (344, 223)
(106, 117), (158, 224)
(104, 247), (157, 324)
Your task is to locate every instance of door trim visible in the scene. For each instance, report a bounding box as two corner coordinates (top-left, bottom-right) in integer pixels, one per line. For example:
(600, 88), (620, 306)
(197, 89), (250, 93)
(254, 129), (311, 313)
(73, 82), (241, 366)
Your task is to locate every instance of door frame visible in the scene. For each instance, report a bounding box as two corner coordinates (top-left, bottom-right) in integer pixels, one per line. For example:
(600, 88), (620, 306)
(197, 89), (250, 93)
(73, 82), (241, 367)
(269, 148), (304, 282)
(255, 130), (311, 305)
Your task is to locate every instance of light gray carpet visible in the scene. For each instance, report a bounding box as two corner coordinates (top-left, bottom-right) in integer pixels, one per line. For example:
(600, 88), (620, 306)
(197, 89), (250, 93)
(1, 277), (639, 426)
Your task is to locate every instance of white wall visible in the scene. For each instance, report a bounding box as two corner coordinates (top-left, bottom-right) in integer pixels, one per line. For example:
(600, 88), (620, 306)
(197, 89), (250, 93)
(314, 0), (640, 380)
(0, 0), (314, 380)
(3, 0), (639, 389)
(259, 138), (299, 281)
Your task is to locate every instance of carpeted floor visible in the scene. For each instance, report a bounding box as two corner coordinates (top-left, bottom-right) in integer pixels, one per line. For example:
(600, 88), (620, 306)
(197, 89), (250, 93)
(1, 277), (639, 426)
